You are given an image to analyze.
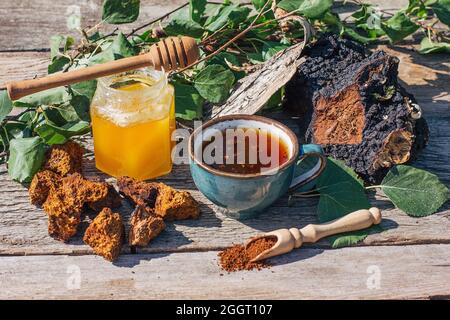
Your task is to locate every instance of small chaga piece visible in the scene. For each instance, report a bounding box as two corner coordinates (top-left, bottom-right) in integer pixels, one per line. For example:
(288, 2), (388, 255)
(48, 214), (80, 242)
(43, 173), (121, 216)
(83, 208), (124, 261)
(117, 176), (160, 208)
(285, 34), (428, 183)
(117, 176), (200, 221)
(155, 185), (200, 221)
(29, 170), (61, 205)
(129, 205), (165, 246)
(88, 183), (122, 212)
(43, 141), (84, 176)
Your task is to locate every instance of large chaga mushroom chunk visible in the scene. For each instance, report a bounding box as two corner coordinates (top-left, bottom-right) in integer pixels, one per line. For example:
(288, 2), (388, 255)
(129, 205), (165, 247)
(83, 208), (124, 262)
(285, 34), (428, 183)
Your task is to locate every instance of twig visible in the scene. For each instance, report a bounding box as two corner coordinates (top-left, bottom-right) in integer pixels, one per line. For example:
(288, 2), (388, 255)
(126, 2), (190, 38)
(94, 27), (120, 42)
(4, 109), (35, 122)
(127, 1), (253, 38)
(173, 0), (291, 75)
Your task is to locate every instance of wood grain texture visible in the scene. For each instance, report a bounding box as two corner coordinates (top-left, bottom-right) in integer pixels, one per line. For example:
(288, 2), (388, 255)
(0, 0), (410, 51)
(0, 0), (186, 51)
(1, 244), (449, 299)
(0, 0), (449, 300)
(0, 45), (448, 256)
(0, 121), (449, 256)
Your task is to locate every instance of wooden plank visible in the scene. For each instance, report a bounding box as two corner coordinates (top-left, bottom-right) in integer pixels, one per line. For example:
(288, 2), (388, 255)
(0, 52), (48, 83)
(0, 116), (449, 256)
(0, 47), (448, 256)
(0, 0), (186, 51)
(0, 2), (448, 256)
(1, 244), (449, 299)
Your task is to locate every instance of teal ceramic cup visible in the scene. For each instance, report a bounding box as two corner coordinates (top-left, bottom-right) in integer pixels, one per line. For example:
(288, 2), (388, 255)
(188, 115), (326, 219)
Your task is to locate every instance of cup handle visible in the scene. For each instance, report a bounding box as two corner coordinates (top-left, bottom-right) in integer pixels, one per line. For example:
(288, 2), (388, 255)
(289, 144), (327, 192)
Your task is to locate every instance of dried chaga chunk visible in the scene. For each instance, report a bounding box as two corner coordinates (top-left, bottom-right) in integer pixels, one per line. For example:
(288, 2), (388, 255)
(118, 176), (200, 221)
(48, 214), (81, 242)
(29, 170), (62, 205)
(285, 34), (428, 183)
(42, 173), (121, 216)
(155, 185), (200, 221)
(40, 173), (122, 242)
(43, 141), (84, 176)
(88, 182), (122, 212)
(129, 205), (165, 246)
(83, 208), (124, 261)
(117, 176), (160, 208)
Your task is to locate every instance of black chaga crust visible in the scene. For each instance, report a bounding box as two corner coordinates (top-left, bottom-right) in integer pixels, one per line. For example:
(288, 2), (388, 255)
(285, 34), (429, 184)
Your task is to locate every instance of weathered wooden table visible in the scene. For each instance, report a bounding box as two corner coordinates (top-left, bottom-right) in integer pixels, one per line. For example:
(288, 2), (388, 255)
(0, 0), (449, 299)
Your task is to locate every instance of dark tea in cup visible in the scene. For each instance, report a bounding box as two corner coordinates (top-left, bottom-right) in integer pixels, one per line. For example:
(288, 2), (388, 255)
(201, 127), (290, 174)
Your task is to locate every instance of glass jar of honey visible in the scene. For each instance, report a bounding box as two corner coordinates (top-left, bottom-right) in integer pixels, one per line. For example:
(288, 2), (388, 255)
(90, 69), (175, 180)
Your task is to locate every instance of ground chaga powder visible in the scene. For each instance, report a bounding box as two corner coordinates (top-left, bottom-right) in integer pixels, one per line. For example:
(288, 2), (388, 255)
(218, 236), (277, 272)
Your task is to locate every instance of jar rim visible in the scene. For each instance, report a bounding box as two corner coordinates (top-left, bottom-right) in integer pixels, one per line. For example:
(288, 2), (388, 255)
(97, 68), (168, 97)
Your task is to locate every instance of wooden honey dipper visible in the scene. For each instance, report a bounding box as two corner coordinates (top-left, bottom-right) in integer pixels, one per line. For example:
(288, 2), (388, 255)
(3, 36), (199, 101)
(246, 208), (382, 262)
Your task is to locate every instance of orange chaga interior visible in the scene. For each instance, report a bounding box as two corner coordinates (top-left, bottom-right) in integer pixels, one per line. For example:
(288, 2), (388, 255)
(313, 85), (365, 145)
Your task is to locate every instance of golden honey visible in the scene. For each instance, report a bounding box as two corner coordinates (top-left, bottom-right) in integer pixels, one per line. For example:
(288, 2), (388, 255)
(91, 70), (175, 180)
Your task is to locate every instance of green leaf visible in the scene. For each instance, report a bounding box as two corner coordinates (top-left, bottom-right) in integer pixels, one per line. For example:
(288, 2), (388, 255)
(419, 37), (450, 54)
(3, 122), (29, 140)
(194, 64), (235, 104)
(252, 0), (269, 10)
(207, 52), (246, 80)
(262, 87), (285, 111)
(70, 80), (97, 101)
(380, 165), (449, 217)
(277, 0), (333, 19)
(105, 32), (136, 58)
(35, 121), (90, 145)
(87, 32), (136, 65)
(69, 96), (91, 122)
(48, 56), (70, 74)
(50, 35), (74, 60)
(205, 4), (251, 32)
(344, 28), (373, 44)
(173, 82), (204, 120)
(7, 136), (46, 183)
(190, 0), (207, 23)
(262, 42), (289, 60)
(316, 158), (382, 248)
(247, 52), (265, 64)
(0, 90), (13, 122)
(381, 11), (419, 43)
(432, 0), (450, 26)
(102, 0), (140, 24)
(13, 87), (70, 108)
(68, 80), (97, 122)
(42, 105), (80, 125)
(164, 9), (205, 38)
(406, 0), (428, 18)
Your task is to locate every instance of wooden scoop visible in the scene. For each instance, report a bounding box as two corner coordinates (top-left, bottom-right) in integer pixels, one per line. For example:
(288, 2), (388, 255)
(246, 207), (382, 262)
(4, 36), (199, 101)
